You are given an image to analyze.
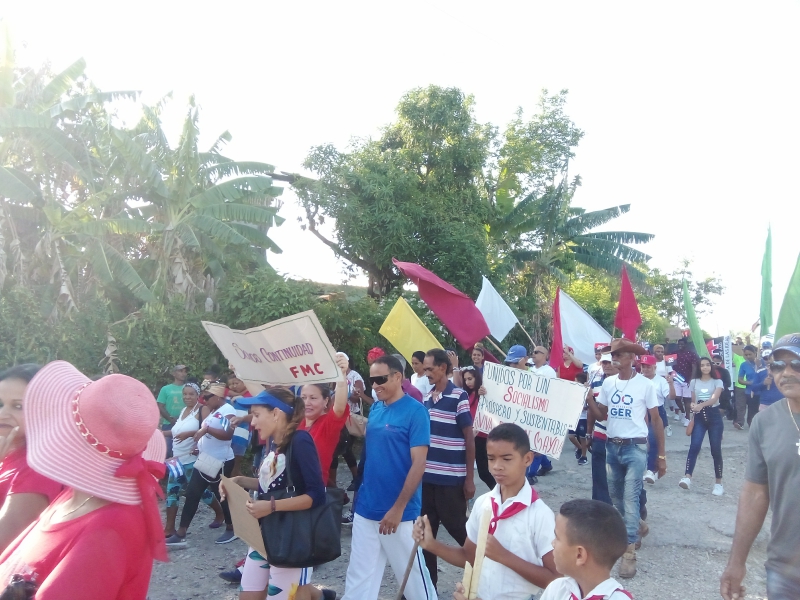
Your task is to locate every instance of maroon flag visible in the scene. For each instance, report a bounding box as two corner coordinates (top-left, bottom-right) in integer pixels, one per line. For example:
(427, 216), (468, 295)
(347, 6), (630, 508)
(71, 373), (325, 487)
(549, 288), (564, 370)
(614, 265), (642, 339)
(393, 258), (490, 349)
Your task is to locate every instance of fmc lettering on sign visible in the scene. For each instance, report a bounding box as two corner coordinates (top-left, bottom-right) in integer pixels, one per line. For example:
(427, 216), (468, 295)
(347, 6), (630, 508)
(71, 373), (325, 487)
(202, 310), (344, 389)
(474, 362), (586, 459)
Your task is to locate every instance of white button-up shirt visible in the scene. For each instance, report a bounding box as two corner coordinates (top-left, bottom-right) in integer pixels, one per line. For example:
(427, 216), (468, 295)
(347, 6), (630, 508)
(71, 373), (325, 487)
(539, 576), (632, 600)
(466, 480), (556, 600)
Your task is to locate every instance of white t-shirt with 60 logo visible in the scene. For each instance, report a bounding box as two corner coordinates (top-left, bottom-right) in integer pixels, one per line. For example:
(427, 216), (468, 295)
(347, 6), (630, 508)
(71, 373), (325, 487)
(598, 373), (658, 439)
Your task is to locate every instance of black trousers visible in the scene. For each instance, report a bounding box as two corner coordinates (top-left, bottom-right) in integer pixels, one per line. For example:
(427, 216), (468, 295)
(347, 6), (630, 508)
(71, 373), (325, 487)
(421, 482), (468, 589)
(179, 458), (234, 529)
(475, 436), (496, 489)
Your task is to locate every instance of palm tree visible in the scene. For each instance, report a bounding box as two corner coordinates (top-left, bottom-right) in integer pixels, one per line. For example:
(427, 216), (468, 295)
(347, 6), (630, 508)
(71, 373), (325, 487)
(488, 176), (653, 283)
(0, 42), (153, 318)
(486, 175), (653, 343)
(111, 96), (284, 305)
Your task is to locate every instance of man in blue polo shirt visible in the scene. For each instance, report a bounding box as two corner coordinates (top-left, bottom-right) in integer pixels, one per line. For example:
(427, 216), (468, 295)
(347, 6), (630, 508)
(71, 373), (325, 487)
(342, 354), (437, 600)
(420, 348), (475, 589)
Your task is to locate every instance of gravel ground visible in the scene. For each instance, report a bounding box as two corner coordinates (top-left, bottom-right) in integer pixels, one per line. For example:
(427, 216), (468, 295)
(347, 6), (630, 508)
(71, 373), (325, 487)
(149, 417), (769, 599)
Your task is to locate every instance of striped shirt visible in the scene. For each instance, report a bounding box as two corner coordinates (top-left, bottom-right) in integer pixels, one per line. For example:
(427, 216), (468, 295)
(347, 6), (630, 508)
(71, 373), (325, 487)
(423, 381), (473, 485)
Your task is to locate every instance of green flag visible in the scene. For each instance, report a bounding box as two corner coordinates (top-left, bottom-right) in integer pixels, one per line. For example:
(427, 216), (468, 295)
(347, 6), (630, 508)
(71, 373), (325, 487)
(760, 226), (773, 335)
(775, 252), (800, 339)
(683, 280), (710, 358)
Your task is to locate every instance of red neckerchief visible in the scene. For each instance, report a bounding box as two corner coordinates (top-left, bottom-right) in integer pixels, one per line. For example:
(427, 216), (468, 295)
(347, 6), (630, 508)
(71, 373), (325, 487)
(488, 487), (539, 534)
(572, 589), (633, 600)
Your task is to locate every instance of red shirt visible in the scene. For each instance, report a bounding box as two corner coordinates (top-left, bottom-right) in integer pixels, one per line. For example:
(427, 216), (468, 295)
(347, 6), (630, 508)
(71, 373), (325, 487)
(467, 391), (487, 438)
(0, 447), (62, 508)
(558, 362), (583, 381)
(299, 406), (350, 473)
(0, 492), (156, 600)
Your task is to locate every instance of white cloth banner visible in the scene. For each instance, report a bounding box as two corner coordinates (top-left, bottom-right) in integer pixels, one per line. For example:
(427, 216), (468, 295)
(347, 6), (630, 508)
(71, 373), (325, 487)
(202, 310), (344, 388)
(476, 276), (518, 342)
(559, 290), (612, 366)
(474, 362), (586, 459)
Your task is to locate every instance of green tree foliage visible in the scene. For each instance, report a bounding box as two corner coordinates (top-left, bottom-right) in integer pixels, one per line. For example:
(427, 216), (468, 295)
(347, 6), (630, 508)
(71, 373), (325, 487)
(114, 96), (284, 305)
(0, 47), (285, 320)
(295, 86), (491, 297)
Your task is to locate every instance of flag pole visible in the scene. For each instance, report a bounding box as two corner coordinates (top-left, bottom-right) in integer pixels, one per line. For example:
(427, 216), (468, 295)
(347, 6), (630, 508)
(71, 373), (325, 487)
(483, 337), (507, 358)
(516, 321), (537, 350)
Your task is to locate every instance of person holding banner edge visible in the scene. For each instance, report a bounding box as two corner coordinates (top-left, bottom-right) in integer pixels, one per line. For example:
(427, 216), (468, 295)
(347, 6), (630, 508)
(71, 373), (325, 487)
(596, 339), (666, 579)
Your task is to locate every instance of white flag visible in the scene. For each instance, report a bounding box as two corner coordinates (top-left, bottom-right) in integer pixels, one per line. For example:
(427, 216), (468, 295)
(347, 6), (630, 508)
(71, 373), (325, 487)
(476, 276), (518, 342)
(559, 290), (612, 365)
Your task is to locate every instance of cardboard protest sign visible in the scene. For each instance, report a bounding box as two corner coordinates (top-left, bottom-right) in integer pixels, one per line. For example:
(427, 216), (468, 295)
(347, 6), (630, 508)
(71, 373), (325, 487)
(202, 310), (344, 387)
(221, 476), (267, 557)
(474, 362), (586, 459)
(708, 336), (733, 389)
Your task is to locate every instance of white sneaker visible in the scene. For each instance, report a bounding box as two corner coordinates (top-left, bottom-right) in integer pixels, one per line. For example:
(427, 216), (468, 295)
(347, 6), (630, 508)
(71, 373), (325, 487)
(673, 413), (682, 422)
(682, 417), (690, 427)
(644, 470), (656, 484)
(666, 425), (673, 437)
(712, 484), (724, 496)
(679, 477), (691, 490)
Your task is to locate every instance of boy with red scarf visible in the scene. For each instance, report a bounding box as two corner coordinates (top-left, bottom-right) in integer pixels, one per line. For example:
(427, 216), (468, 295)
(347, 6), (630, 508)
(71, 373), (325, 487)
(413, 423), (559, 600)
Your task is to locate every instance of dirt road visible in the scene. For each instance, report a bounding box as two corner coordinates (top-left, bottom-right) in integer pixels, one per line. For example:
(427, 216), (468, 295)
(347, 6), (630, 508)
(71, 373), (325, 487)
(149, 418), (769, 599)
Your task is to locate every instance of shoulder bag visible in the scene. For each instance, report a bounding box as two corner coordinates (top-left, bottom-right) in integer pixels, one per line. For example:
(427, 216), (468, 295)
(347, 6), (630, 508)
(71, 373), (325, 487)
(345, 400), (367, 437)
(259, 440), (345, 568)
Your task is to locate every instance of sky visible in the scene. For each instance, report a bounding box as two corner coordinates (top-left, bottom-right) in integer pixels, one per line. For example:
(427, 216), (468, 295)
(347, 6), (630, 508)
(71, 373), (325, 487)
(5, 1), (799, 337)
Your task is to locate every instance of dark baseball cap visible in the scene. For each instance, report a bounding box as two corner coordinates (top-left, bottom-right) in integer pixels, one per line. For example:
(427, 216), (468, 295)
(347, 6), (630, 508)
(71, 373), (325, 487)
(772, 334), (800, 360)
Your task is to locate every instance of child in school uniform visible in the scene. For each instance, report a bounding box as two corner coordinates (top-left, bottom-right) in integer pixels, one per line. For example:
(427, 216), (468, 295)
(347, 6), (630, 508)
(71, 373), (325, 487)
(540, 499), (633, 600)
(413, 423), (559, 600)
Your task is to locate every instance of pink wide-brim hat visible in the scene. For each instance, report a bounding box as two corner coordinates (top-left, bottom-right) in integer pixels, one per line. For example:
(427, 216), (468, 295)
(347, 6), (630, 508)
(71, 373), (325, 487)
(25, 361), (165, 505)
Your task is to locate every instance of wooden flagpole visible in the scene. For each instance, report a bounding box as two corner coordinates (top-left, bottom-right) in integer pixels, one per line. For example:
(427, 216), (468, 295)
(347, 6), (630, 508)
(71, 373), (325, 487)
(483, 337), (506, 358)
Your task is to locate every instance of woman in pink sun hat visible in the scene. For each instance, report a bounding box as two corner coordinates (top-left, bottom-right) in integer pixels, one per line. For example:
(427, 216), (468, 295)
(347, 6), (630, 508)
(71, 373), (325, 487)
(0, 361), (167, 600)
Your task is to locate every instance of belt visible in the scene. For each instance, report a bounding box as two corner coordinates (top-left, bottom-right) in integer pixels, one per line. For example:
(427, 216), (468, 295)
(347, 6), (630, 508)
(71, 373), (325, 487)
(607, 437), (647, 445)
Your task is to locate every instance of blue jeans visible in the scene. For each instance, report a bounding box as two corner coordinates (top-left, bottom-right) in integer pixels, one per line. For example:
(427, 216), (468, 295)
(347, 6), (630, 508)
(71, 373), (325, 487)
(685, 407), (724, 479)
(527, 454), (552, 477)
(591, 436), (613, 504)
(767, 568), (800, 600)
(592, 437), (646, 515)
(647, 406), (668, 472)
(161, 423), (174, 459)
(606, 441), (647, 544)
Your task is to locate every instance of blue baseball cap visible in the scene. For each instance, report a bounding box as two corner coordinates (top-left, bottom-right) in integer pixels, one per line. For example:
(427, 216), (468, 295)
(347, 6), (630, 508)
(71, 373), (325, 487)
(235, 390), (295, 415)
(504, 345), (528, 364)
(773, 334), (800, 360)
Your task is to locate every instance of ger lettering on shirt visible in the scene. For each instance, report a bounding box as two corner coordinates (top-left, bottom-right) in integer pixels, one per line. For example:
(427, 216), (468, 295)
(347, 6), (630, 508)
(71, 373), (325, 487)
(598, 373), (658, 439)
(423, 381), (472, 484)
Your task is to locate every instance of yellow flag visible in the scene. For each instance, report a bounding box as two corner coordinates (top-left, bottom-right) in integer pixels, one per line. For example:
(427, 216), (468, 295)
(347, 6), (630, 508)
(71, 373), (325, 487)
(379, 297), (443, 363)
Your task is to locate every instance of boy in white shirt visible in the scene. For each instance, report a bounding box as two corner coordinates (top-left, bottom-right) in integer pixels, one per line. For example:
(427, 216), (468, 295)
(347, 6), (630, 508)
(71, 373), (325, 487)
(413, 423), (558, 600)
(540, 499), (633, 600)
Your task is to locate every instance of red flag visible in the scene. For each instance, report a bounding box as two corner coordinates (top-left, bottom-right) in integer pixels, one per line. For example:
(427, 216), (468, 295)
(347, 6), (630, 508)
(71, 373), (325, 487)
(614, 266), (642, 339)
(393, 259), (490, 349)
(549, 288), (564, 370)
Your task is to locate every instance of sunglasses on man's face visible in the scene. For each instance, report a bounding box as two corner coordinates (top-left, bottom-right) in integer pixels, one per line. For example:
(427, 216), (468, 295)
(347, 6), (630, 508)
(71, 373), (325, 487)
(769, 359), (800, 374)
(368, 374), (391, 387)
